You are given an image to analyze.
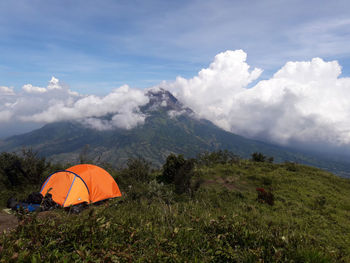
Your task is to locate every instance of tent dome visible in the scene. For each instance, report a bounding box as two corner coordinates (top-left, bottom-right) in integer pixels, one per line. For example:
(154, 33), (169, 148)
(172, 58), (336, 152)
(40, 164), (121, 207)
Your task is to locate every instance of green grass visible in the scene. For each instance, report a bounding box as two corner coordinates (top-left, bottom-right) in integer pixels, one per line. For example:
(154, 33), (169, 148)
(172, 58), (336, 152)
(1, 161), (350, 262)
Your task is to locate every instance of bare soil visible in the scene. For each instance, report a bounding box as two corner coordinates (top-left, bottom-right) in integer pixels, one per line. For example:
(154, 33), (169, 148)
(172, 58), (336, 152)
(0, 212), (18, 233)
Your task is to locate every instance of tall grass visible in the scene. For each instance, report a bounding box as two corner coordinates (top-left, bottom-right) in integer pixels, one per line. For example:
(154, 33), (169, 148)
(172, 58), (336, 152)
(1, 154), (350, 262)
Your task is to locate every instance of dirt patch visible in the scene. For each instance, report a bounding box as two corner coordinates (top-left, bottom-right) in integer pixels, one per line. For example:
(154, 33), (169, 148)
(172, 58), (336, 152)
(0, 212), (18, 234)
(202, 177), (242, 191)
(223, 182), (240, 191)
(0, 210), (61, 235)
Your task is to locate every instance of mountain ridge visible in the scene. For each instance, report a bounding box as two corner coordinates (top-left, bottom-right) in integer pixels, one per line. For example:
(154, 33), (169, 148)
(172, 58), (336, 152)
(1, 88), (350, 176)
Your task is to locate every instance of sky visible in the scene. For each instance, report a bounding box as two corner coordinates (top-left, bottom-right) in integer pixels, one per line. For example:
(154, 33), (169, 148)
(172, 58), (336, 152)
(1, 0), (350, 154)
(1, 0), (350, 93)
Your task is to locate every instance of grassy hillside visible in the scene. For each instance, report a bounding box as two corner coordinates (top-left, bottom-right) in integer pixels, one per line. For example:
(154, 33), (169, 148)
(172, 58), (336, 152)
(1, 152), (350, 262)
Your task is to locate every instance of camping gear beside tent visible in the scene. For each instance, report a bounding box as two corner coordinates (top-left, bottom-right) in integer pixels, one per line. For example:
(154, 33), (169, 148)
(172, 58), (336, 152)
(7, 193), (59, 212)
(15, 203), (41, 212)
(40, 164), (122, 207)
(7, 195), (41, 212)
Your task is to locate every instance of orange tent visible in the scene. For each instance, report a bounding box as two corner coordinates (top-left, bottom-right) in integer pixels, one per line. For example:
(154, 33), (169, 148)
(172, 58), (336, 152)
(40, 164), (122, 207)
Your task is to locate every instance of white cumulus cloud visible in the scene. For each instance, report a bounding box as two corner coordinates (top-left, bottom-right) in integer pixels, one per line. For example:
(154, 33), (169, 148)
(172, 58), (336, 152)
(161, 50), (350, 148)
(23, 84), (148, 125)
(22, 84), (47, 94)
(0, 86), (15, 95)
(163, 50), (262, 131)
(0, 78), (149, 135)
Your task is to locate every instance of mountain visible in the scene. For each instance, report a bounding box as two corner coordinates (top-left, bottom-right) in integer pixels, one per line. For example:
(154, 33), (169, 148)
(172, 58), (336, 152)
(1, 88), (350, 175)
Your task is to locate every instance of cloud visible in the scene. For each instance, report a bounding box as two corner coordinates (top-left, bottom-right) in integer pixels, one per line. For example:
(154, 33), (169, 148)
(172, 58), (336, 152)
(0, 110), (12, 122)
(2, 49), (350, 152)
(162, 50), (350, 148)
(0, 86), (15, 95)
(49, 85), (149, 131)
(23, 84), (148, 123)
(164, 50), (262, 129)
(0, 78), (149, 135)
(22, 84), (47, 94)
(47, 77), (62, 90)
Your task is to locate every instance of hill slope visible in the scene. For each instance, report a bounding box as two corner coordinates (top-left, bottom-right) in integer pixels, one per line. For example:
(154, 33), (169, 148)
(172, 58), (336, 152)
(1, 159), (350, 262)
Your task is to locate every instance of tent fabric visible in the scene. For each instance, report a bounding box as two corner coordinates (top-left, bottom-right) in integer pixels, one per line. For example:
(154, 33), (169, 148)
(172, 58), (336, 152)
(40, 165), (121, 207)
(40, 171), (90, 207)
(67, 164), (122, 204)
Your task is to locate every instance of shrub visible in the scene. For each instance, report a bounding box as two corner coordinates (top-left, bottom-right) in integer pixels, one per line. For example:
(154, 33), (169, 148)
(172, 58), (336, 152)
(173, 159), (195, 194)
(20, 149), (48, 184)
(160, 154), (186, 184)
(251, 152), (266, 162)
(160, 154), (198, 194)
(120, 157), (152, 183)
(125, 157), (152, 182)
(0, 149), (48, 187)
(256, 188), (274, 206)
(284, 161), (298, 172)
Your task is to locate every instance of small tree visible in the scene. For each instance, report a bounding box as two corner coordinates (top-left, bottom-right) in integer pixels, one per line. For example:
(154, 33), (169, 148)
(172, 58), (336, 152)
(251, 152), (266, 162)
(173, 159), (195, 194)
(0, 152), (25, 187)
(0, 149), (48, 187)
(161, 154), (186, 184)
(160, 154), (197, 194)
(125, 157), (151, 182)
(21, 148), (48, 184)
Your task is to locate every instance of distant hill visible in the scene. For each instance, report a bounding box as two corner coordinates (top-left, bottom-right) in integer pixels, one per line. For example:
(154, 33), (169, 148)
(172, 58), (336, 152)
(1, 88), (350, 176)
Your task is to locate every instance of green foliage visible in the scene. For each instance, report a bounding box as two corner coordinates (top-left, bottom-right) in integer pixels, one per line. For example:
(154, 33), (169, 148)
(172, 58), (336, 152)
(284, 161), (298, 171)
(159, 154), (198, 194)
(161, 154), (186, 184)
(251, 152), (267, 162)
(123, 157), (152, 183)
(0, 150), (63, 207)
(251, 152), (274, 164)
(0, 149), (48, 188)
(173, 158), (195, 194)
(1, 151), (350, 262)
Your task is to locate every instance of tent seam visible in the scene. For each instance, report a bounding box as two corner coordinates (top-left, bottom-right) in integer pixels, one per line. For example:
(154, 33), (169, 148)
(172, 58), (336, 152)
(64, 170), (90, 195)
(40, 174), (54, 193)
(63, 175), (76, 207)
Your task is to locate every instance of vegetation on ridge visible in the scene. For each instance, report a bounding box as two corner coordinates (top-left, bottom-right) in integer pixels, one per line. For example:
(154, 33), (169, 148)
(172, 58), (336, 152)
(0, 150), (350, 262)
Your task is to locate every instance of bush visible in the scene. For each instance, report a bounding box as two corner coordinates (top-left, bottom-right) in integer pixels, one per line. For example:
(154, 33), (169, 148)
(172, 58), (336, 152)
(125, 157), (152, 182)
(173, 159), (195, 194)
(0, 149), (48, 187)
(161, 154), (186, 184)
(284, 161), (298, 172)
(251, 152), (266, 162)
(256, 188), (274, 206)
(113, 157), (153, 200)
(160, 154), (198, 194)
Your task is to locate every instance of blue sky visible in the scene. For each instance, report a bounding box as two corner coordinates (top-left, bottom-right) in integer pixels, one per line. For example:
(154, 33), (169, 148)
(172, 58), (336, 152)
(1, 0), (350, 94)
